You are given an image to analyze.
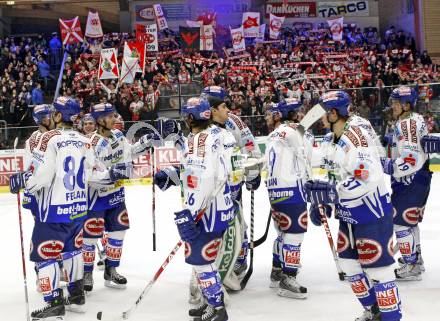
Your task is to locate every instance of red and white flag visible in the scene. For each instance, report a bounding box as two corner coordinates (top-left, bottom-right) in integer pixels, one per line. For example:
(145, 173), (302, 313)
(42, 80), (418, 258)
(120, 57), (138, 84)
(327, 17), (344, 42)
(99, 48), (119, 80)
(85, 11), (104, 38)
(269, 14), (285, 39)
(242, 12), (260, 38)
(59, 16), (83, 45)
(123, 41), (146, 74)
(145, 23), (159, 52)
(153, 4), (168, 31)
(230, 26), (245, 52)
(200, 25), (214, 51)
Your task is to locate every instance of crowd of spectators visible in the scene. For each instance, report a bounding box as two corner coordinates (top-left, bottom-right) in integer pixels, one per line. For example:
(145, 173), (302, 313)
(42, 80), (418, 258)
(1, 23), (440, 138)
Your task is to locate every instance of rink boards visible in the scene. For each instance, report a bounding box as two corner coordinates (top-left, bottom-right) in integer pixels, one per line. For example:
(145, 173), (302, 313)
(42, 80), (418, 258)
(1, 136), (440, 192)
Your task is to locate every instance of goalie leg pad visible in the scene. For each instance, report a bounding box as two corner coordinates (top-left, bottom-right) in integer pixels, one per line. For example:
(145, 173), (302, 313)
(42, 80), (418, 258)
(394, 225), (417, 264)
(194, 263), (224, 308)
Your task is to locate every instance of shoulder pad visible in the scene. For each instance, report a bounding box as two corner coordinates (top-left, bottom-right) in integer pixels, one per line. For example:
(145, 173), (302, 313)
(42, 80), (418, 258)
(323, 132), (333, 143)
(227, 114), (247, 131)
(39, 130), (61, 152)
(209, 125), (222, 136)
(112, 129), (124, 139)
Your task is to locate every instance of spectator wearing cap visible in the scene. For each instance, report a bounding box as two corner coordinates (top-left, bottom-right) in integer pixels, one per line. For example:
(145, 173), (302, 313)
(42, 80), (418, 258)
(31, 82), (44, 105)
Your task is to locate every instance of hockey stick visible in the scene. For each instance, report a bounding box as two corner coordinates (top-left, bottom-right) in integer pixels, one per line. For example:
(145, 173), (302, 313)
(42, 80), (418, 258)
(151, 147), (157, 251)
(97, 181), (227, 320)
(13, 137), (31, 321)
(253, 210), (271, 248)
(318, 205), (345, 281)
(240, 190), (255, 289)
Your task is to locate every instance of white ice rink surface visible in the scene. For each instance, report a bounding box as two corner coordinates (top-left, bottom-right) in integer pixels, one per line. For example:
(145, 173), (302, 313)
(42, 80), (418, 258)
(1, 174), (440, 321)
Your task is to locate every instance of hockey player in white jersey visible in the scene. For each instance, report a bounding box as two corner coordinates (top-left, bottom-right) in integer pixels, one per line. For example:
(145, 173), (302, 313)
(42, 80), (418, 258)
(202, 86), (262, 285)
(82, 102), (160, 292)
(264, 98), (314, 299)
(78, 113), (96, 136)
(154, 97), (233, 321)
(380, 86), (432, 280)
(9, 97), (125, 321)
(22, 104), (53, 217)
(305, 91), (401, 321)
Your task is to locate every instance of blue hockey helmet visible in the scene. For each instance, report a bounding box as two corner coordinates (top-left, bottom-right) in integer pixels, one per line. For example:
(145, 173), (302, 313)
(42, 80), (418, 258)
(181, 97), (211, 120)
(202, 86), (228, 100)
(32, 104), (52, 125)
(389, 86), (418, 109)
(319, 91), (351, 117)
(267, 99), (301, 119)
(91, 103), (116, 121)
(53, 96), (81, 122)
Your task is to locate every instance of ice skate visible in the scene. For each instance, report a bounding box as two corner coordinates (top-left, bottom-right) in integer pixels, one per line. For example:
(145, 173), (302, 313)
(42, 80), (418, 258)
(233, 262), (248, 280)
(83, 271), (94, 293)
(194, 304), (228, 321)
(397, 254), (425, 272)
(354, 304), (381, 321)
(395, 263), (422, 281)
(104, 266), (127, 289)
(270, 266), (283, 288)
(31, 297), (65, 321)
(65, 280), (86, 313)
(189, 299), (208, 318)
(277, 272), (307, 299)
(96, 258), (105, 271)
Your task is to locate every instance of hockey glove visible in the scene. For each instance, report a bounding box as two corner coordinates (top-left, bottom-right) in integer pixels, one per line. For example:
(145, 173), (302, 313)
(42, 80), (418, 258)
(140, 132), (163, 149)
(109, 162), (134, 182)
(160, 119), (181, 138)
(245, 174), (261, 191)
(309, 204), (332, 226)
(305, 180), (339, 205)
(154, 167), (180, 191)
(174, 209), (200, 242)
(9, 171), (31, 194)
(421, 135), (440, 153)
(380, 157), (394, 175)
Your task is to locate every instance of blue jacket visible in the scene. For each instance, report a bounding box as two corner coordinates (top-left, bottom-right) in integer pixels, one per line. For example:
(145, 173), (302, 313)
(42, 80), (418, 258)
(37, 61), (50, 78)
(32, 88), (44, 105)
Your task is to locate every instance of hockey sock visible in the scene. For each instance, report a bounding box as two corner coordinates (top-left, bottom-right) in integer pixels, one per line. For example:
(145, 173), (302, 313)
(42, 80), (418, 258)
(273, 235), (282, 267)
(374, 281), (402, 321)
(395, 225), (417, 264)
(82, 238), (97, 273)
(346, 273), (377, 307)
(413, 225), (421, 255)
(281, 233), (304, 274)
(235, 231), (249, 269)
(194, 264), (224, 308)
(105, 231), (126, 268)
(62, 250), (84, 292)
(36, 260), (62, 302)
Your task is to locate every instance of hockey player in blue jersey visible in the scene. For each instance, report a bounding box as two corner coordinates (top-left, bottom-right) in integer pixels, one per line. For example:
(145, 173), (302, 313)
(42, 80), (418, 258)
(9, 96), (125, 321)
(305, 91), (402, 321)
(264, 99), (314, 299)
(82, 102), (160, 293)
(380, 86), (432, 280)
(154, 97), (233, 321)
